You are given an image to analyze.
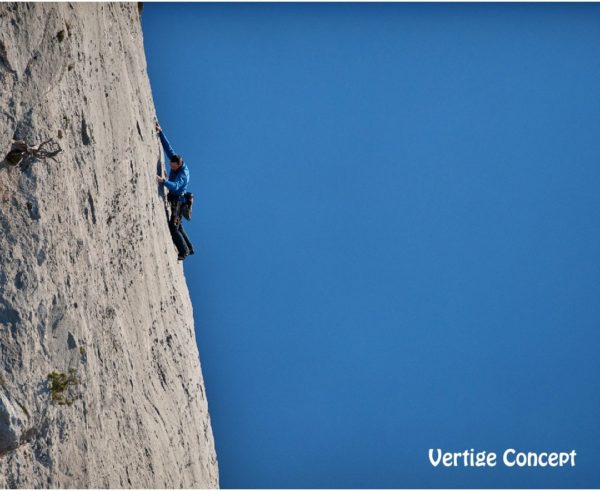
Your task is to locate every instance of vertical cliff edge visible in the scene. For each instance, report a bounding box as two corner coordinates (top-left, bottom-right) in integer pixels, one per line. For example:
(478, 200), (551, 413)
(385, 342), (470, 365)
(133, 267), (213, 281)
(0, 3), (219, 487)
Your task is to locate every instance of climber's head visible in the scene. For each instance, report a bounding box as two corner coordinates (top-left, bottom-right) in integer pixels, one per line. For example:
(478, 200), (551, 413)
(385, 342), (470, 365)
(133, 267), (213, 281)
(170, 154), (183, 171)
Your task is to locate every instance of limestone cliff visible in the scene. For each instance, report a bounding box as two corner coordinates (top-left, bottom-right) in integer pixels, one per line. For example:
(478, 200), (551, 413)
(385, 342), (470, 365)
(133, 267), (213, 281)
(0, 3), (219, 487)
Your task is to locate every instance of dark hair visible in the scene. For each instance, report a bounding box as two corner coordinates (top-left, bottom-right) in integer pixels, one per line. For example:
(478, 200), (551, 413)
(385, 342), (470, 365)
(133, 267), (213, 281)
(170, 154), (183, 165)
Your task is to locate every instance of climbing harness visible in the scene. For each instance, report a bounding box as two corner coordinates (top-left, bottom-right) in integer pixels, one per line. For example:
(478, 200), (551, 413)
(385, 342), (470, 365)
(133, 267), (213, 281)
(4, 139), (62, 167)
(168, 193), (183, 227)
(167, 192), (194, 226)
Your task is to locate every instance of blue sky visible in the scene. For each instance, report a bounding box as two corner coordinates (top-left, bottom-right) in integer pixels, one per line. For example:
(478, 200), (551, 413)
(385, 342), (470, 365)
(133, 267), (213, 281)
(142, 3), (600, 488)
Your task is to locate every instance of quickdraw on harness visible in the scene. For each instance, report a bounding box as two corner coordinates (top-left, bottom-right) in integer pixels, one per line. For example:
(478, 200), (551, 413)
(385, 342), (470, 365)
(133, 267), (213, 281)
(4, 139), (62, 167)
(182, 192), (194, 220)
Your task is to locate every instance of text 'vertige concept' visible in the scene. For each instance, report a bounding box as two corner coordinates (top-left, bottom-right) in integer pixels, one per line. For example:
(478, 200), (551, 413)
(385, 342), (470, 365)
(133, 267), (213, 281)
(429, 449), (577, 468)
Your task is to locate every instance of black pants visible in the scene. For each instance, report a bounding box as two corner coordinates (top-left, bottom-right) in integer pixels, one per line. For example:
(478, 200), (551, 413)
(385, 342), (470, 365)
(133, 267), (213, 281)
(168, 200), (194, 257)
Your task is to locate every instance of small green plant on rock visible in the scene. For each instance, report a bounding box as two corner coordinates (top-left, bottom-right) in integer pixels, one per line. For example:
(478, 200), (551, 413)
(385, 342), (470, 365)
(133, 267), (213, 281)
(47, 369), (79, 405)
(79, 346), (88, 360)
(57, 30), (65, 42)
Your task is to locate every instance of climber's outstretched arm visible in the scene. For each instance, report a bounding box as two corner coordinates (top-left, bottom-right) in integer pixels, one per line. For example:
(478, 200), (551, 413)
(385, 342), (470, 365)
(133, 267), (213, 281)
(159, 130), (176, 161)
(155, 120), (176, 161)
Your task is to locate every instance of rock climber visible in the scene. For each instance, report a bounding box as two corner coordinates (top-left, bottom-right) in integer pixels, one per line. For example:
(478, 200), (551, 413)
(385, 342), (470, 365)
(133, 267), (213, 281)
(155, 120), (194, 261)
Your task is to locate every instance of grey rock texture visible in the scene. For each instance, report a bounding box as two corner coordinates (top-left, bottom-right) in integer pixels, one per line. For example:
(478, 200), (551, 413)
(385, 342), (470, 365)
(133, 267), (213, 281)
(0, 3), (219, 487)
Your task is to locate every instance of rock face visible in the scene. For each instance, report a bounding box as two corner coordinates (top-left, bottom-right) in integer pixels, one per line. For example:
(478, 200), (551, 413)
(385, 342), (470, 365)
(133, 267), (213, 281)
(0, 3), (219, 487)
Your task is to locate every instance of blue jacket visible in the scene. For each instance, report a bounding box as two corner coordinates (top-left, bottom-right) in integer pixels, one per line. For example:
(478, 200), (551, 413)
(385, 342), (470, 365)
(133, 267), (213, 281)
(159, 130), (189, 198)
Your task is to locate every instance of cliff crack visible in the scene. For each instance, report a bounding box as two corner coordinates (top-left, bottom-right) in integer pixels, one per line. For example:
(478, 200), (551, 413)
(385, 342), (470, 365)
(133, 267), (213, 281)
(81, 115), (92, 145)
